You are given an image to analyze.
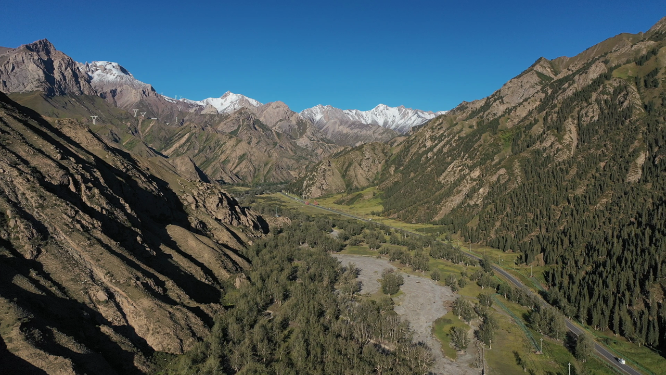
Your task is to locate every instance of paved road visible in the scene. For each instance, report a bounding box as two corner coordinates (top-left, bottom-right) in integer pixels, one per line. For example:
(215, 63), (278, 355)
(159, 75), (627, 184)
(279, 192), (645, 375)
(487, 261), (642, 375)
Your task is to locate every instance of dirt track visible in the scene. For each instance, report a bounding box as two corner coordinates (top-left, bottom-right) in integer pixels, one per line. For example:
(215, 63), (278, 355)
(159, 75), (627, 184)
(333, 254), (480, 375)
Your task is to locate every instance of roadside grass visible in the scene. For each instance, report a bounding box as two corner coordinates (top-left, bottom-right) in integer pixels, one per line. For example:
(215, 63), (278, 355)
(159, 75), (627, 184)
(493, 296), (617, 375)
(502, 265), (552, 293)
(485, 303), (537, 374)
(581, 325), (662, 375)
(449, 234), (554, 292)
(449, 235), (521, 265)
(432, 310), (467, 360)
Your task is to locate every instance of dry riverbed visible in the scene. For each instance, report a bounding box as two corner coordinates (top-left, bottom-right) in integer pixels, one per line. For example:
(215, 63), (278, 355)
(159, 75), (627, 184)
(333, 254), (480, 375)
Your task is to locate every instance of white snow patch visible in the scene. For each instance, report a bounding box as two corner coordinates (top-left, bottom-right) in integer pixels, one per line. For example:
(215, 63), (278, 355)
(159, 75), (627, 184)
(301, 103), (448, 133)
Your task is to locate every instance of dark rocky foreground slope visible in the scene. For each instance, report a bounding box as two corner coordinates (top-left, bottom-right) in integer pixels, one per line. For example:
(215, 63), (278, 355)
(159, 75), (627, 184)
(0, 92), (267, 374)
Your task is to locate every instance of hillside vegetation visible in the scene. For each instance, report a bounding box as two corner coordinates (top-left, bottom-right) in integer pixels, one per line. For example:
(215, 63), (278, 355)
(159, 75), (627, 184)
(297, 18), (666, 353)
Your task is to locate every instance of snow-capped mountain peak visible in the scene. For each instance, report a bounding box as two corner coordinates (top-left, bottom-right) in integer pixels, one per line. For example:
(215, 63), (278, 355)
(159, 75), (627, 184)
(301, 103), (447, 134)
(180, 91), (262, 114)
(78, 61), (151, 90)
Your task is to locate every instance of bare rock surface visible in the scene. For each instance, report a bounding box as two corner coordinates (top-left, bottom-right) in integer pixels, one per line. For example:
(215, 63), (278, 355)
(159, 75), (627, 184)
(0, 39), (95, 96)
(0, 92), (266, 374)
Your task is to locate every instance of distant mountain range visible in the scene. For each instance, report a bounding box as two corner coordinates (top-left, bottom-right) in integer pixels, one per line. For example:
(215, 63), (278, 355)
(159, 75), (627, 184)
(181, 91), (262, 114)
(73, 55), (444, 141)
(301, 103), (447, 134)
(0, 40), (341, 183)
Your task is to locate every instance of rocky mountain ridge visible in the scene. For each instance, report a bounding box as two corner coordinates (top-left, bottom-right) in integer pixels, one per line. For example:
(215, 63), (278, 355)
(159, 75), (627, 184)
(0, 39), (95, 96)
(0, 40), (341, 184)
(0, 39), (445, 158)
(0, 91), (268, 374)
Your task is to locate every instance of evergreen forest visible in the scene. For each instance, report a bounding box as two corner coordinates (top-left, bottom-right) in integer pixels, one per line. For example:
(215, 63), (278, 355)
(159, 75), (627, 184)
(160, 213), (433, 374)
(376, 34), (666, 354)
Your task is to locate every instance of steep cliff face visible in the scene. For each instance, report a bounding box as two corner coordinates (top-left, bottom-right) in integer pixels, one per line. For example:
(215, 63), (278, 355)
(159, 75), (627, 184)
(0, 39), (95, 96)
(147, 108), (328, 183)
(0, 92), (265, 374)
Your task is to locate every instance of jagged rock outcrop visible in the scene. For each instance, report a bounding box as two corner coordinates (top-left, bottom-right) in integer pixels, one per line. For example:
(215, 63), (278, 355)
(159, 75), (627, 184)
(151, 107), (337, 183)
(0, 92), (265, 374)
(0, 39), (95, 96)
(168, 155), (210, 182)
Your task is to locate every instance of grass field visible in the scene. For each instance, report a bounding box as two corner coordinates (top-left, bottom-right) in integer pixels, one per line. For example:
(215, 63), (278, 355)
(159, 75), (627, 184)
(494, 296), (617, 375)
(317, 187), (384, 215)
(432, 311), (468, 360)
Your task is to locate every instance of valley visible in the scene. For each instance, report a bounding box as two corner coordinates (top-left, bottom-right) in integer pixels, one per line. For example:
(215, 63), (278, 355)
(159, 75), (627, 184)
(284, 189), (665, 375)
(236, 189), (645, 374)
(0, 12), (665, 375)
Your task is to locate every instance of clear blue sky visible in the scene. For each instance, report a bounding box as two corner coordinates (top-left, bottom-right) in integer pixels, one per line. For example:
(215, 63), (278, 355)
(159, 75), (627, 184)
(2, 1), (665, 112)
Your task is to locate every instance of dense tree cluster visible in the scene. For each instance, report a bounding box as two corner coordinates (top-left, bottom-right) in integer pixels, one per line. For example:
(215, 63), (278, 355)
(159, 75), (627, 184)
(380, 269), (404, 295)
(162, 214), (432, 374)
(429, 241), (470, 265)
(574, 334), (594, 363)
(526, 304), (567, 341)
(452, 297), (475, 323)
(476, 312), (497, 347)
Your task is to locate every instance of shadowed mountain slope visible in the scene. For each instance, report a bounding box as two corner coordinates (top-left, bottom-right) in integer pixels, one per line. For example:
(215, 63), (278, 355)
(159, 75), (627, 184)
(0, 92), (266, 374)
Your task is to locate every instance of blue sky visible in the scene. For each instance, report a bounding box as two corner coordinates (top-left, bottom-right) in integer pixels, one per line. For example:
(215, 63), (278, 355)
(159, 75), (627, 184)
(2, 1), (665, 112)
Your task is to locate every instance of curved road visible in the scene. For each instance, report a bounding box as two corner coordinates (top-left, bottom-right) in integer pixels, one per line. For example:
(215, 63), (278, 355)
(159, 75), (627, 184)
(279, 192), (644, 375)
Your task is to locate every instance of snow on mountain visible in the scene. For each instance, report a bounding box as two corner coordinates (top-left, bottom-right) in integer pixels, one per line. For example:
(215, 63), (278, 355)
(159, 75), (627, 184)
(301, 104), (447, 134)
(77, 59), (439, 130)
(78, 61), (151, 90)
(181, 91), (262, 114)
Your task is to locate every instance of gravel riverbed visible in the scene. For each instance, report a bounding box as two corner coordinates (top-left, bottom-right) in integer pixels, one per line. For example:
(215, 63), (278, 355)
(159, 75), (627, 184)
(332, 254), (480, 375)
